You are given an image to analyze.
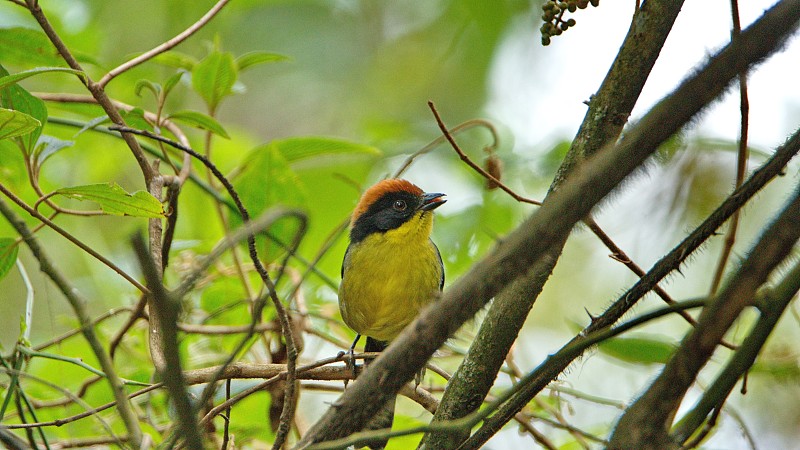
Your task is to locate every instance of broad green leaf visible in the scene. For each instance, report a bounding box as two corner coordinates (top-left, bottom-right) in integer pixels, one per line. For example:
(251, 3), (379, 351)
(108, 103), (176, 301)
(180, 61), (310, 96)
(235, 51), (290, 72)
(0, 28), (64, 67)
(0, 238), (19, 282)
(192, 51), (237, 111)
(55, 182), (165, 218)
(267, 136), (381, 164)
(233, 143), (305, 262)
(0, 65), (47, 154)
(0, 67), (86, 90)
(167, 110), (230, 139)
(597, 334), (676, 366)
(0, 108), (41, 140)
(32, 135), (74, 168)
(153, 51), (198, 71)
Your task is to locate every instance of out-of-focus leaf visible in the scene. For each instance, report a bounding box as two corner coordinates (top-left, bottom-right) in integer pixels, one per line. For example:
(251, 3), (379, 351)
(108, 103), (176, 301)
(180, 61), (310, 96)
(0, 140), (26, 188)
(74, 115), (111, 138)
(167, 110), (230, 139)
(0, 28), (64, 67)
(597, 333), (676, 366)
(54, 182), (165, 218)
(0, 67), (86, 90)
(0, 238), (19, 282)
(33, 135), (74, 168)
(269, 136), (381, 164)
(233, 143), (305, 261)
(0, 65), (47, 154)
(192, 51), (237, 111)
(751, 358), (800, 380)
(235, 51), (289, 71)
(153, 51), (199, 71)
(0, 108), (41, 140)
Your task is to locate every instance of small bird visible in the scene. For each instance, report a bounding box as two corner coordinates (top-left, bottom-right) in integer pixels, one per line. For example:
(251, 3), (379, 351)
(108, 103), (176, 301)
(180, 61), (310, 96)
(339, 178), (446, 448)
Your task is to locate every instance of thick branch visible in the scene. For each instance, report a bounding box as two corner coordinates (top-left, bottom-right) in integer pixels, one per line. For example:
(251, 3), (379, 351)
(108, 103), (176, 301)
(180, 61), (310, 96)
(462, 122), (800, 450)
(672, 256), (800, 444)
(609, 182), (800, 449)
(297, 2), (800, 446)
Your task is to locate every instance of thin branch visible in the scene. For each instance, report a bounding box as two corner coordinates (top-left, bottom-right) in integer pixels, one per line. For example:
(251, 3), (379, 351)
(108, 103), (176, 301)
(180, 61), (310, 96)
(0, 195), (143, 448)
(428, 102), (539, 205)
(0, 182), (149, 293)
(107, 125), (304, 450)
(24, 0), (155, 183)
(305, 301), (707, 450)
(98, 0), (230, 88)
(464, 122), (800, 449)
(709, 0), (750, 294)
(610, 183), (800, 448)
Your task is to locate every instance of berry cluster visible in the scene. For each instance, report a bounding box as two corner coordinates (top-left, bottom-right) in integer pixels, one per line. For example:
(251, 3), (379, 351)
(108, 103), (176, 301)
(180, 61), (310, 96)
(540, 0), (600, 46)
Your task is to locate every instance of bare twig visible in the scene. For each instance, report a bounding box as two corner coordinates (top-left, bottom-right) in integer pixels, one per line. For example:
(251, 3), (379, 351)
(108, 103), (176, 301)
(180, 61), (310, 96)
(98, 0), (230, 88)
(428, 102), (540, 205)
(0, 183), (149, 293)
(107, 125), (304, 450)
(0, 195), (143, 447)
(709, 0), (750, 294)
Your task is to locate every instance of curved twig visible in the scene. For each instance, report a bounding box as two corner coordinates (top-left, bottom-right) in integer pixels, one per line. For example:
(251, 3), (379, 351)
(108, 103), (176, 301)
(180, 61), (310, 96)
(97, 0), (231, 88)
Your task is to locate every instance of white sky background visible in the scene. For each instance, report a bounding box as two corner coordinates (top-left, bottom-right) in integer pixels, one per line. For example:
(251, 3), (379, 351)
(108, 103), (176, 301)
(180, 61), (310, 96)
(487, 0), (800, 152)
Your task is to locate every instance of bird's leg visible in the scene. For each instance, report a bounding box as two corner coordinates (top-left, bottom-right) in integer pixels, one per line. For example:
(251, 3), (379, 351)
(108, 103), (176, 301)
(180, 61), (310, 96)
(347, 334), (361, 378)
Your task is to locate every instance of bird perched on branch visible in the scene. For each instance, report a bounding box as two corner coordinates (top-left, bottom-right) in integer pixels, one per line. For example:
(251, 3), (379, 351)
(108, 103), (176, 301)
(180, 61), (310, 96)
(339, 178), (446, 448)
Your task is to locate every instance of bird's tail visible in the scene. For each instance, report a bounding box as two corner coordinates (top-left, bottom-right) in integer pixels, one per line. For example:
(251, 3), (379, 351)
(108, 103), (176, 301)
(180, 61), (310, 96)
(363, 337), (394, 450)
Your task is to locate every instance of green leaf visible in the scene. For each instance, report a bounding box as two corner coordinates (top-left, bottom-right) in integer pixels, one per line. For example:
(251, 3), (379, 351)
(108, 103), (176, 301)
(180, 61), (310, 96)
(597, 333), (676, 366)
(235, 51), (290, 72)
(233, 143), (305, 262)
(0, 67), (87, 91)
(0, 28), (64, 67)
(153, 51), (198, 71)
(54, 182), (165, 218)
(0, 238), (19, 282)
(0, 108), (41, 140)
(74, 115), (112, 138)
(135, 79), (161, 99)
(167, 110), (230, 139)
(267, 136), (381, 164)
(192, 51), (237, 111)
(0, 65), (47, 154)
(119, 108), (152, 132)
(162, 71), (186, 99)
(32, 135), (74, 168)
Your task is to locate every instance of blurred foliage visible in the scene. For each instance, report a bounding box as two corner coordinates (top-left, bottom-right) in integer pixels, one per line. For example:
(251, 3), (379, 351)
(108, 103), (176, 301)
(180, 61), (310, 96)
(0, 0), (798, 448)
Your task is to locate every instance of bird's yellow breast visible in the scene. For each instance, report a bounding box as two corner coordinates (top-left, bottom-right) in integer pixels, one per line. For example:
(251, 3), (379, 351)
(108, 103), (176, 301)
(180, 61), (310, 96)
(339, 211), (443, 342)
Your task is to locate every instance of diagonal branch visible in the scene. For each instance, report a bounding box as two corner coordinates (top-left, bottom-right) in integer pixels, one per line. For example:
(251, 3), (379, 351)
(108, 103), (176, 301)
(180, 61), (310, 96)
(609, 181), (800, 449)
(296, 2), (800, 446)
(98, 0), (230, 88)
(0, 196), (143, 448)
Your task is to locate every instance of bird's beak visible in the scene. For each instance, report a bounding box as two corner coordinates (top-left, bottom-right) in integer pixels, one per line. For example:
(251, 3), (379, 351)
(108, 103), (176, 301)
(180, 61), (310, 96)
(421, 192), (447, 211)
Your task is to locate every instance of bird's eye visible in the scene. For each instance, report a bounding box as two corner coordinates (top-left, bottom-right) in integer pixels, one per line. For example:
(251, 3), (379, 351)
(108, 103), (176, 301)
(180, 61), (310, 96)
(393, 200), (407, 211)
